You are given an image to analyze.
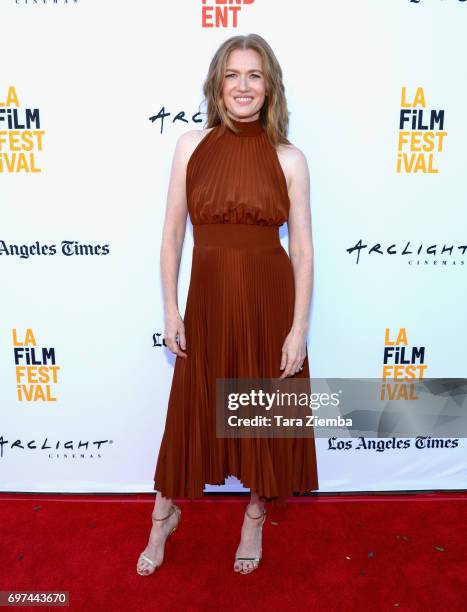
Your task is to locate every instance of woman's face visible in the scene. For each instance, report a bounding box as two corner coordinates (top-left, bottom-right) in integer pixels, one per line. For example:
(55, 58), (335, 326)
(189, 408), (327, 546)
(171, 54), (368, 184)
(222, 48), (267, 122)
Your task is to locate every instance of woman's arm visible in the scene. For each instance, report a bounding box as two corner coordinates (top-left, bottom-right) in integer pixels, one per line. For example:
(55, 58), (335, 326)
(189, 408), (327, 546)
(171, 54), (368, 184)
(287, 146), (313, 334)
(160, 130), (198, 359)
(278, 146), (314, 378)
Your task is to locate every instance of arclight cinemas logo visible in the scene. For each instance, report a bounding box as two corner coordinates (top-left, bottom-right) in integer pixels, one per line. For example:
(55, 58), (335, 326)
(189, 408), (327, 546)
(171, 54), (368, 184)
(13, 1), (79, 5)
(347, 240), (467, 266)
(410, 0), (466, 3)
(0, 435), (112, 460)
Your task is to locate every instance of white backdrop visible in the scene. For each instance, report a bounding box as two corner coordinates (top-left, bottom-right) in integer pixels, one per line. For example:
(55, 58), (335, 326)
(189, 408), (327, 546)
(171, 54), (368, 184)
(1, 0), (466, 493)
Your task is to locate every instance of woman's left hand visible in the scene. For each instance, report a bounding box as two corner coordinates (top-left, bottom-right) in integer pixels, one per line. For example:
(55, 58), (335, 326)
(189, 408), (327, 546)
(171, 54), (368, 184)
(279, 327), (308, 379)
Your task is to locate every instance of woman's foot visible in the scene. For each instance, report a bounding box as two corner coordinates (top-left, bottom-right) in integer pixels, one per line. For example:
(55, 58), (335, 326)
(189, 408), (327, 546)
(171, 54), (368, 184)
(136, 504), (181, 576)
(234, 503), (266, 574)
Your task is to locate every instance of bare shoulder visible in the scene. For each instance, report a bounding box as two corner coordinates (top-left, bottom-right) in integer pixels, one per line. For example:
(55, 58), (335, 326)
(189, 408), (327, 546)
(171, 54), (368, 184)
(275, 143), (309, 189)
(175, 127), (215, 167)
(276, 142), (308, 166)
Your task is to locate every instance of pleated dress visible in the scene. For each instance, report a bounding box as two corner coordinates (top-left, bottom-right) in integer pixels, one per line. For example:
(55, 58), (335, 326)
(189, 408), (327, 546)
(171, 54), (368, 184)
(154, 116), (319, 506)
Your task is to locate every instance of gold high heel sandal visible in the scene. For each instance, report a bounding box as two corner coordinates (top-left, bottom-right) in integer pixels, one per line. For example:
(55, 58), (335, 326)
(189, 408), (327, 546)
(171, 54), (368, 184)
(235, 503), (266, 574)
(136, 504), (181, 576)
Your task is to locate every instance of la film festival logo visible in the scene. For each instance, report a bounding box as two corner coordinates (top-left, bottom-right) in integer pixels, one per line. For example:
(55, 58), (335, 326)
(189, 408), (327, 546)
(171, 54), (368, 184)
(13, 329), (60, 402)
(0, 86), (44, 173)
(397, 87), (447, 174)
(201, 0), (255, 27)
(381, 328), (427, 401)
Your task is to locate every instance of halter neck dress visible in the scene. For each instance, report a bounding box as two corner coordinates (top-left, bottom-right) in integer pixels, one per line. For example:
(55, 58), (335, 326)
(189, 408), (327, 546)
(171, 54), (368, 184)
(153, 117), (319, 507)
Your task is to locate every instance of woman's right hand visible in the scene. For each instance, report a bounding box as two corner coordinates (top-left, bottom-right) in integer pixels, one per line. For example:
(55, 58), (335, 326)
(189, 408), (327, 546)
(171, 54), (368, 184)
(163, 311), (187, 359)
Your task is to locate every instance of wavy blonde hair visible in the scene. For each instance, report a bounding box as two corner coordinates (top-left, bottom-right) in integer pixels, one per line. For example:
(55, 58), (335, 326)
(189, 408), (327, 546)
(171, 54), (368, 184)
(201, 34), (291, 146)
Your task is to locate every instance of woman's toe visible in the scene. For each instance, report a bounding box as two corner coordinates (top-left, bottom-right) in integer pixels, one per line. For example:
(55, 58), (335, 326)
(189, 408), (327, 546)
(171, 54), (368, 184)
(138, 558), (152, 575)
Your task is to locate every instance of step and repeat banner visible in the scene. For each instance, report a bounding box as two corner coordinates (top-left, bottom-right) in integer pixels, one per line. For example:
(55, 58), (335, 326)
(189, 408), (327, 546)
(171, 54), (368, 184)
(1, 0), (466, 494)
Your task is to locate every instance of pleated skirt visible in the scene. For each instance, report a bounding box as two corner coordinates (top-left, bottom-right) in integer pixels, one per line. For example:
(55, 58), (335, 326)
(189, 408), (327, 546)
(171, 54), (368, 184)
(154, 223), (319, 506)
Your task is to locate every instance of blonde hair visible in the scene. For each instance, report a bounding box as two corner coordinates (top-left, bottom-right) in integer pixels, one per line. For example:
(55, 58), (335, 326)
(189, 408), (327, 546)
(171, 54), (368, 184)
(201, 34), (291, 146)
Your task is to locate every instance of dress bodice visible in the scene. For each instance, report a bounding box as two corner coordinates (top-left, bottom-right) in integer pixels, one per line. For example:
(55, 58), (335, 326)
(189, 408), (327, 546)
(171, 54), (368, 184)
(186, 117), (290, 226)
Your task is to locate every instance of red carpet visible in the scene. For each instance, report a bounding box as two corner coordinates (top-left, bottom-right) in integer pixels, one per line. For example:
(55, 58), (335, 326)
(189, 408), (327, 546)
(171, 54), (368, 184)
(1, 492), (466, 611)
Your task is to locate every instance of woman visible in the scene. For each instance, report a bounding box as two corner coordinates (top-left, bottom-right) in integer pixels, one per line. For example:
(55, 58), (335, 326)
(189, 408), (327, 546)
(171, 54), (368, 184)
(137, 33), (318, 576)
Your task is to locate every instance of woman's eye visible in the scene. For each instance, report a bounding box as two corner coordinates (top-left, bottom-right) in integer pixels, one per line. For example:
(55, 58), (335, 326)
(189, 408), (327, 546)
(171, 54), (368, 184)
(225, 74), (261, 79)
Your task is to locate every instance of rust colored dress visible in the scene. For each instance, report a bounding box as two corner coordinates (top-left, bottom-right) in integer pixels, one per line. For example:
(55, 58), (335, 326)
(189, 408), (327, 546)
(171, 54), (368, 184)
(154, 117), (319, 506)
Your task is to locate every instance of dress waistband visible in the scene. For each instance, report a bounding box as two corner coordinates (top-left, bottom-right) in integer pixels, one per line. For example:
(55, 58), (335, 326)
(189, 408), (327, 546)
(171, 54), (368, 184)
(193, 223), (281, 248)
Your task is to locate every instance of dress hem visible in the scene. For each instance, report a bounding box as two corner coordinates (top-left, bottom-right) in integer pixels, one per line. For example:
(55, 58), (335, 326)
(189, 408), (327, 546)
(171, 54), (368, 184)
(153, 473), (319, 509)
